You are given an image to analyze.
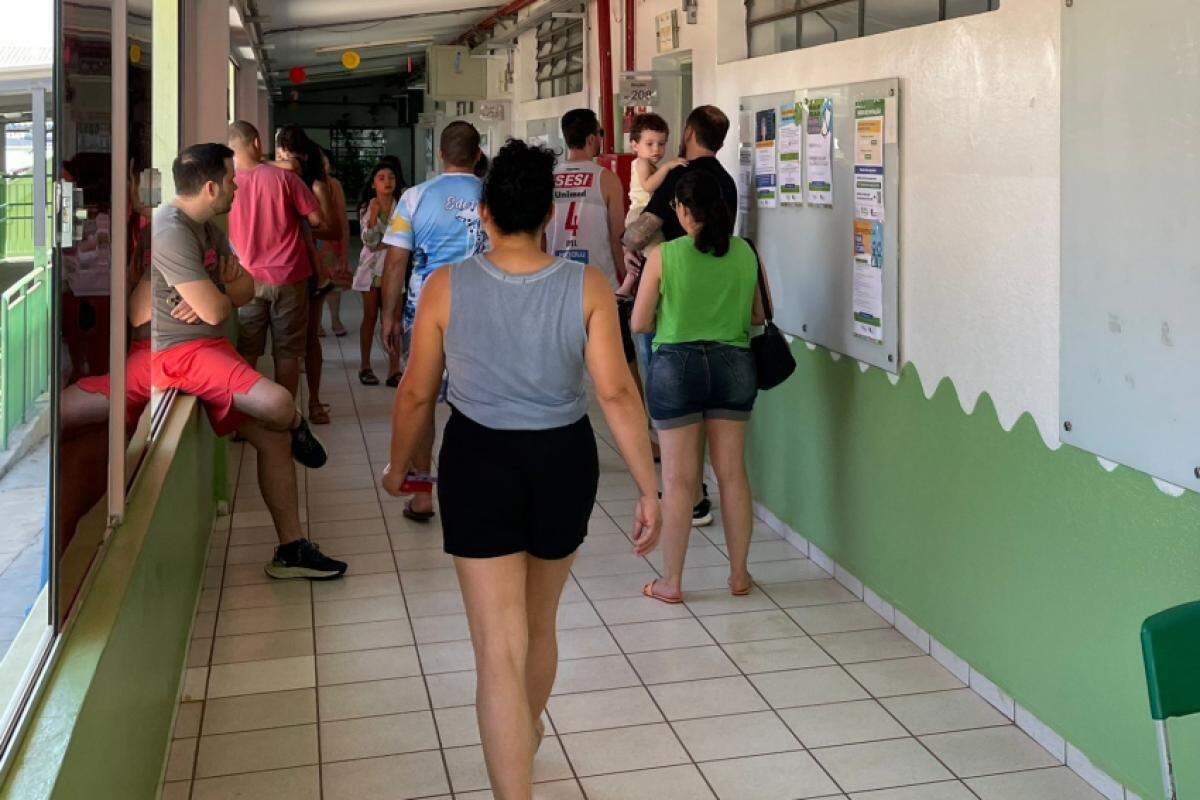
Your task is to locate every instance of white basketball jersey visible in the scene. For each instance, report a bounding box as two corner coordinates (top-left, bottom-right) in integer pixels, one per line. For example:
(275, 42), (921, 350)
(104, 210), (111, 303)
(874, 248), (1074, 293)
(548, 161), (617, 288)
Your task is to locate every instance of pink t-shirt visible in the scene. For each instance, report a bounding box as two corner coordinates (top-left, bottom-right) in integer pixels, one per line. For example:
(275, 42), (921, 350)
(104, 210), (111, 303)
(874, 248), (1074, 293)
(228, 163), (321, 286)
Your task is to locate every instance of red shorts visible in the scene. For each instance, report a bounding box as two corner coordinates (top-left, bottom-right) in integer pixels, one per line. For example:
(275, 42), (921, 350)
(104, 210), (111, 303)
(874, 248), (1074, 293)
(153, 338), (263, 436)
(76, 338), (153, 429)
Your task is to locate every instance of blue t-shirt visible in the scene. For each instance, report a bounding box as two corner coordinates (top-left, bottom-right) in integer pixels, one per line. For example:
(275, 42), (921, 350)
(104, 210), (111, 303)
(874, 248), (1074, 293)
(382, 173), (488, 329)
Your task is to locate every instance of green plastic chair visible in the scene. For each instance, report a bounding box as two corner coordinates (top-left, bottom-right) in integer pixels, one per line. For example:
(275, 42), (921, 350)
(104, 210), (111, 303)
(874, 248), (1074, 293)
(1141, 600), (1200, 800)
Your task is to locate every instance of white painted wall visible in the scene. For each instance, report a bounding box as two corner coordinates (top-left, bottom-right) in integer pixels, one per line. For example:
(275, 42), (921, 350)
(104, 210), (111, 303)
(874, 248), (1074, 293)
(638, 0), (1062, 445)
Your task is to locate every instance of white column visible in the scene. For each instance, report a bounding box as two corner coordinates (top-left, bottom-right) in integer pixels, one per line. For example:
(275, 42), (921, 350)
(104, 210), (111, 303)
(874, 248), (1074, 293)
(235, 60), (259, 129)
(30, 88), (46, 249)
(181, 0), (230, 145)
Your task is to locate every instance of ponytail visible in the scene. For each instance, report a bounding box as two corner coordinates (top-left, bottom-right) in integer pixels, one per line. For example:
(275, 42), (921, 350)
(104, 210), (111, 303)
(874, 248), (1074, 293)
(674, 170), (733, 257)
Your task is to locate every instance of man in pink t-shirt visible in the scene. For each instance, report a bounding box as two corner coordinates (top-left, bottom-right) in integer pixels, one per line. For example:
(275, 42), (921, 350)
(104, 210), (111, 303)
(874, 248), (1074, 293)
(227, 120), (324, 397)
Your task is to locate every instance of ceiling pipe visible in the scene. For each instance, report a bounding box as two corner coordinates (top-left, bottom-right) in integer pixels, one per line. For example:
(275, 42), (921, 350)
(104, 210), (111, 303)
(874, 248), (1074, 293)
(596, 0), (615, 154)
(625, 0), (634, 71)
(456, 0), (543, 46)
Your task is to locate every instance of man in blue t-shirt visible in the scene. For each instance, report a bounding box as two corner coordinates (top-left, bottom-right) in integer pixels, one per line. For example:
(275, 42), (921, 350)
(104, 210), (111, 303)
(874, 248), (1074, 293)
(381, 121), (486, 521)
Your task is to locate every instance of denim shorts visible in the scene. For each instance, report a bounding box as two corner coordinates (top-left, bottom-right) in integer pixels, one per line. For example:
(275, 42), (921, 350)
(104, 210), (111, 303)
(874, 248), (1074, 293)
(646, 342), (758, 429)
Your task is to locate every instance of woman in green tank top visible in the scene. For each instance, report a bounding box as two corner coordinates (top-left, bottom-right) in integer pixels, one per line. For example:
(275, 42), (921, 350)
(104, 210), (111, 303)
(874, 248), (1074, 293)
(631, 170), (765, 605)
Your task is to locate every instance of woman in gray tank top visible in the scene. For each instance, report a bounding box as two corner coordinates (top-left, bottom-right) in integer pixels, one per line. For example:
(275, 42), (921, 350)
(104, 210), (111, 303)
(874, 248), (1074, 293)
(382, 140), (661, 800)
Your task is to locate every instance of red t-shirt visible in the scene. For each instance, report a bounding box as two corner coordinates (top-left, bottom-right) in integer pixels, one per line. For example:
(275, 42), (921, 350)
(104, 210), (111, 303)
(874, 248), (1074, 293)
(228, 163), (321, 286)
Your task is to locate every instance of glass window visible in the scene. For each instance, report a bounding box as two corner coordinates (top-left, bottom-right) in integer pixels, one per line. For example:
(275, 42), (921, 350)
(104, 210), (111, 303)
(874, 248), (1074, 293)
(946, 0), (997, 18)
(535, 11), (584, 100)
(746, 0), (999, 57)
(864, 0), (939, 36)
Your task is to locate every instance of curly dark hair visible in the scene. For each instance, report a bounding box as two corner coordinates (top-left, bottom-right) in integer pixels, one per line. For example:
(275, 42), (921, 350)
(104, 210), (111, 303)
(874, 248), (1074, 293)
(481, 139), (557, 236)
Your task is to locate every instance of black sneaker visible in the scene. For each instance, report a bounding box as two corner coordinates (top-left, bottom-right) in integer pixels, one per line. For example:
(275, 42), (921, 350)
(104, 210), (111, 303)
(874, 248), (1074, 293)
(265, 539), (347, 581)
(290, 416), (327, 468)
(692, 483), (713, 527)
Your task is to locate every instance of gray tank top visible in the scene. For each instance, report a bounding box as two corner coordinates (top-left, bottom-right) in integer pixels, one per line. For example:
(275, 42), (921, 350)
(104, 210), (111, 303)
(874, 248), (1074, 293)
(445, 254), (589, 430)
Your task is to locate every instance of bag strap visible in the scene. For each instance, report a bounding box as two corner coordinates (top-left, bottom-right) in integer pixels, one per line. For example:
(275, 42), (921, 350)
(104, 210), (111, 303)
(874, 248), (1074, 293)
(742, 237), (775, 323)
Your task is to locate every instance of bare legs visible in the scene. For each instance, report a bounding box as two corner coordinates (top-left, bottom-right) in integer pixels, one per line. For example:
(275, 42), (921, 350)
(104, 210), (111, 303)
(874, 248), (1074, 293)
(360, 288), (401, 377)
(232, 379), (304, 546)
(274, 356), (301, 399)
(650, 419), (753, 599)
(305, 297), (325, 418)
(651, 423), (705, 600)
(456, 552), (575, 800)
(324, 289), (345, 334)
(706, 419), (753, 593)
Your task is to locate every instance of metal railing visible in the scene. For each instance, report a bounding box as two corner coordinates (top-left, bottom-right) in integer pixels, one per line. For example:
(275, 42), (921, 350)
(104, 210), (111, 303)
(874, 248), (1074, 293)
(0, 176), (52, 262)
(0, 262), (51, 450)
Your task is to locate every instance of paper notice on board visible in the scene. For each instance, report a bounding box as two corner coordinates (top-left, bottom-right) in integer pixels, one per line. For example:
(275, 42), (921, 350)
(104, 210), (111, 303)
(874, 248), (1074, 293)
(852, 218), (884, 343)
(853, 99), (886, 221)
(754, 108), (778, 208)
(777, 103), (803, 205)
(805, 97), (833, 206)
(737, 144), (752, 236)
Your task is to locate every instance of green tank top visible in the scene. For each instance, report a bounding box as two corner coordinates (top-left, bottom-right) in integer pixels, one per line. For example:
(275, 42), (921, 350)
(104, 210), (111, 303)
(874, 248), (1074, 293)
(653, 235), (758, 349)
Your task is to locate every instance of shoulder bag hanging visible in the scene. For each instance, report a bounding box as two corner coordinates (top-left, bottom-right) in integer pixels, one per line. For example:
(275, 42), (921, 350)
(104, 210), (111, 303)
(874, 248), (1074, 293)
(744, 238), (797, 391)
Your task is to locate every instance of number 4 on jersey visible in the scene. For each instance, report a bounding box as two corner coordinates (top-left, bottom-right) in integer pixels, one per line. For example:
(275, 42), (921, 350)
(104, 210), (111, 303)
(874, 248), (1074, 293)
(564, 201), (580, 236)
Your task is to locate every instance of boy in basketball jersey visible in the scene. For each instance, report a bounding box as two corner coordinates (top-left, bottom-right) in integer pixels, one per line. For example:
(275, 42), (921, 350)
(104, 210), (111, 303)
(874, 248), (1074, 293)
(548, 109), (627, 291)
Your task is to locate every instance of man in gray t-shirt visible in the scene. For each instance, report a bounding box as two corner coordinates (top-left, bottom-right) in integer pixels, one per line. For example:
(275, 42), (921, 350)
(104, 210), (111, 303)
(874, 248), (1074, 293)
(151, 142), (346, 582)
(151, 204), (233, 350)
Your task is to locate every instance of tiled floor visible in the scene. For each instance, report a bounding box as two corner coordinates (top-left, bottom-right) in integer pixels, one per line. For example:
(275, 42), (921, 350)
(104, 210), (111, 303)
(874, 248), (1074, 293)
(162, 295), (1105, 800)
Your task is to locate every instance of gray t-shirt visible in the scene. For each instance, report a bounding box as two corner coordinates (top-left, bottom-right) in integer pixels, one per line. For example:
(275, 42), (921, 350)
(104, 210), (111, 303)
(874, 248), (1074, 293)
(151, 204), (231, 351)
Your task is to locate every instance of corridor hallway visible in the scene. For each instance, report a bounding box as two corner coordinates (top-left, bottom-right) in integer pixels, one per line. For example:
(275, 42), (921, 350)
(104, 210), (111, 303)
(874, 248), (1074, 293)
(161, 297), (1105, 800)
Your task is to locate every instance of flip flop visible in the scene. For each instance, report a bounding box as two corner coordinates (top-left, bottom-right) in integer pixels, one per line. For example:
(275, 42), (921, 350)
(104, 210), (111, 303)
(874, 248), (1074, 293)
(385, 372), (403, 388)
(402, 501), (435, 522)
(332, 326), (348, 337)
(642, 580), (682, 605)
(729, 578), (753, 597)
(359, 369), (380, 386)
(308, 404), (331, 425)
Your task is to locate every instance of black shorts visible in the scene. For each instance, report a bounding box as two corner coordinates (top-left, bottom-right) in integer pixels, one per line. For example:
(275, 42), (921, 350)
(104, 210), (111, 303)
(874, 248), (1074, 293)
(438, 408), (599, 559)
(617, 297), (638, 363)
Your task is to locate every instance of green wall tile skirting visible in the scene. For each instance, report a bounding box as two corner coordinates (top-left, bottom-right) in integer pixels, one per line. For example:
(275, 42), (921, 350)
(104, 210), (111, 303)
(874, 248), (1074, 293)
(744, 343), (1200, 800)
(0, 399), (216, 800)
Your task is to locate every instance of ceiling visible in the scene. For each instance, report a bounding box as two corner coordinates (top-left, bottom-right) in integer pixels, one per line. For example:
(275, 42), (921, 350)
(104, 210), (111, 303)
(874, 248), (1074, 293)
(236, 0), (505, 90)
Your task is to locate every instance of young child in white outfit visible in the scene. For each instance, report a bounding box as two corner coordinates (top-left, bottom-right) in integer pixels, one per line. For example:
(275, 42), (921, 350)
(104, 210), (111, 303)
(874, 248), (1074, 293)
(618, 113), (686, 298)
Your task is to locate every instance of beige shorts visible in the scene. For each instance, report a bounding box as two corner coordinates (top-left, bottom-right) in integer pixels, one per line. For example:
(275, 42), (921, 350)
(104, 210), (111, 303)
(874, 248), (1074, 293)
(237, 280), (309, 360)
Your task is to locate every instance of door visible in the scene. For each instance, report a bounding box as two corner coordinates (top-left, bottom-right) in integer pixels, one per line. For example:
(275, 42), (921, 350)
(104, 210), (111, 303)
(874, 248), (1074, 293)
(54, 0), (156, 621)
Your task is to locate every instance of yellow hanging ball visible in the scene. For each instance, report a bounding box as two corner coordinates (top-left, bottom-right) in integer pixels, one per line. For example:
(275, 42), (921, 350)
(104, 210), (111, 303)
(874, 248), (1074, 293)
(129, 44), (142, 64)
(342, 50), (361, 70)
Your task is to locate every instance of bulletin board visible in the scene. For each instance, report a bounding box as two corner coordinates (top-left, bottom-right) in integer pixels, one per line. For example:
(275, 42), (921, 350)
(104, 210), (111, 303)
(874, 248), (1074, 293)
(739, 77), (902, 371)
(1060, 0), (1200, 492)
(741, 78), (901, 373)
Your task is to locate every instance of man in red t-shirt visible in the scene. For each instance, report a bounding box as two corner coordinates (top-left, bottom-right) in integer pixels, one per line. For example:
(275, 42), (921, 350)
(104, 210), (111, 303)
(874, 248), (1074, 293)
(227, 121), (324, 397)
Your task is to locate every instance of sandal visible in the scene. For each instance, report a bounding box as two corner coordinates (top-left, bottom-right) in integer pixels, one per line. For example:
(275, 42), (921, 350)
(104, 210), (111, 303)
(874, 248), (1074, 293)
(332, 325), (348, 337)
(385, 372), (403, 388)
(308, 404), (331, 425)
(359, 369), (380, 386)
(402, 500), (435, 522)
(642, 579), (683, 605)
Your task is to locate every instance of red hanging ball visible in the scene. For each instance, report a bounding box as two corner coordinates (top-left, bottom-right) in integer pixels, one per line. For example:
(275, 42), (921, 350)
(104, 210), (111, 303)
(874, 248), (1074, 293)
(289, 67), (307, 85)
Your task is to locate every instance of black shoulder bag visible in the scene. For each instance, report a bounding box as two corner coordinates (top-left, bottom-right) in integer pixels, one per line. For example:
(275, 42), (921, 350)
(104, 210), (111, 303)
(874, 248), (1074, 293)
(744, 238), (797, 391)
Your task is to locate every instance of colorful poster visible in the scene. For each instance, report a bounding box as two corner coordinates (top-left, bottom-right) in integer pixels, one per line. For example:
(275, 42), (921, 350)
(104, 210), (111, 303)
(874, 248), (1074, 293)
(852, 218), (884, 343)
(805, 97), (833, 206)
(777, 102), (803, 205)
(853, 98), (886, 221)
(754, 108), (778, 208)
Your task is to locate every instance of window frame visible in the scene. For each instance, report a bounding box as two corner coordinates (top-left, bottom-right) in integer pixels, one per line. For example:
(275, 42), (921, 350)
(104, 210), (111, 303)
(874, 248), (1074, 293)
(535, 14), (585, 100)
(744, 0), (999, 58)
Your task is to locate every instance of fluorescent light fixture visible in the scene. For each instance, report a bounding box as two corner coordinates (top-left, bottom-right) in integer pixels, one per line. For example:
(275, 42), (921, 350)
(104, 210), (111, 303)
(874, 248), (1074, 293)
(313, 37), (433, 54)
(229, 5), (243, 28)
(236, 46), (255, 60)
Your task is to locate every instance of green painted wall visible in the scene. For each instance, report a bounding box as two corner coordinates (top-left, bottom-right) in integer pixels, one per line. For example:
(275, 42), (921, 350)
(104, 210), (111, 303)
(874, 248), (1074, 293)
(746, 344), (1200, 800)
(1, 403), (215, 800)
